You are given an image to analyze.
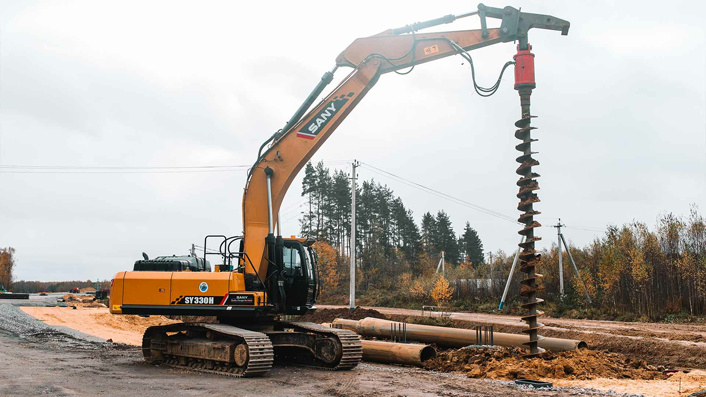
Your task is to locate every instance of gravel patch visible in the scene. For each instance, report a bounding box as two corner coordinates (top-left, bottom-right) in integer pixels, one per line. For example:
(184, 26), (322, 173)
(0, 303), (106, 349)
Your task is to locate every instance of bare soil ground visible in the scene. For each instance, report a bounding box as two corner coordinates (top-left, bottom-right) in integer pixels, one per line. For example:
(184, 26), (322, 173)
(3, 330), (576, 397)
(1, 303), (592, 397)
(318, 305), (706, 369)
(318, 305), (706, 396)
(7, 299), (706, 396)
(426, 347), (665, 381)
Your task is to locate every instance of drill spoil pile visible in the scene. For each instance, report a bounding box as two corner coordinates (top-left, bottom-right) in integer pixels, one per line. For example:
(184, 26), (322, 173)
(425, 346), (667, 381)
(298, 307), (386, 324)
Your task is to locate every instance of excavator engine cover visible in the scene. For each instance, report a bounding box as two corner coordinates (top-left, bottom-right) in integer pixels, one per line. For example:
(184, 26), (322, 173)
(133, 256), (211, 272)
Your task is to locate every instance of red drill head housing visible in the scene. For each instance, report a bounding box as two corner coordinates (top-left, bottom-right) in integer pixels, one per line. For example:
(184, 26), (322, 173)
(514, 44), (536, 90)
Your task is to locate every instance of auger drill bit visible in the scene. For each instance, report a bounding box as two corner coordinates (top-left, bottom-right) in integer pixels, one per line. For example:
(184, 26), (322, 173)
(514, 43), (545, 357)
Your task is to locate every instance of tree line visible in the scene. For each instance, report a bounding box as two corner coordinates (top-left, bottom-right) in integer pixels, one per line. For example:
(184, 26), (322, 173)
(537, 206), (706, 319)
(11, 280), (110, 293)
(311, 199), (705, 320)
(300, 161), (484, 290)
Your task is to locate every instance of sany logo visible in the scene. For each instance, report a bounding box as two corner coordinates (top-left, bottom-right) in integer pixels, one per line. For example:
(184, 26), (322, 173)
(297, 92), (355, 139)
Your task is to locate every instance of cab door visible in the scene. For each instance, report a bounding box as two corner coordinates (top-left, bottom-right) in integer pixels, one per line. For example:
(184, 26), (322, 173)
(281, 242), (308, 310)
(304, 246), (318, 305)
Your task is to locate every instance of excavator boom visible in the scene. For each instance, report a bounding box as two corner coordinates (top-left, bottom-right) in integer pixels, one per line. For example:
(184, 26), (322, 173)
(242, 4), (569, 285)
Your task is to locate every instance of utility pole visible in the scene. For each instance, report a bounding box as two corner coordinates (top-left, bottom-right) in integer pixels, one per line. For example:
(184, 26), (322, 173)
(349, 160), (359, 310)
(560, 232), (592, 304)
(190, 244), (196, 257)
(553, 219), (565, 298)
(554, 220), (592, 304)
(442, 251), (445, 277)
(488, 251), (494, 281)
(435, 251), (445, 277)
(490, 256), (494, 281)
(499, 236), (525, 310)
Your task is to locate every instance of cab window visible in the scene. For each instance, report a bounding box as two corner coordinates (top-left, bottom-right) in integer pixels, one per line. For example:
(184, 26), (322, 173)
(283, 246), (302, 275)
(303, 248), (314, 281)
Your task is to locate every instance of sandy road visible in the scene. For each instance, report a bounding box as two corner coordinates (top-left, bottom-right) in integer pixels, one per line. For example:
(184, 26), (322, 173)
(1, 302), (603, 397)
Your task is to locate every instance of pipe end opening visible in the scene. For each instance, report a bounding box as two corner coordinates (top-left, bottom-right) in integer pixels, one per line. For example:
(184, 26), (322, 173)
(420, 346), (436, 362)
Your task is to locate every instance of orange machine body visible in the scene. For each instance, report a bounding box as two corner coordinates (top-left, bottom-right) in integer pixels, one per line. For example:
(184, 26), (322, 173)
(110, 271), (267, 316)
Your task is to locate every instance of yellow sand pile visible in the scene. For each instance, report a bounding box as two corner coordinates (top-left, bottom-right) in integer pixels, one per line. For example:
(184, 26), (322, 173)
(22, 306), (177, 345)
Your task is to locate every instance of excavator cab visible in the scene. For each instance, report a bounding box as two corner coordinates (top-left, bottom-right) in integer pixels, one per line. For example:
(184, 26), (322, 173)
(202, 234), (319, 315)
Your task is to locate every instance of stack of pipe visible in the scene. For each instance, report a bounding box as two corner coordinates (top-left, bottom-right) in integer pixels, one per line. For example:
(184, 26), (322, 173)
(332, 317), (586, 352)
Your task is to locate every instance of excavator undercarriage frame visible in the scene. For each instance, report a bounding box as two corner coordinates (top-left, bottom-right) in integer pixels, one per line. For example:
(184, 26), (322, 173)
(142, 322), (362, 377)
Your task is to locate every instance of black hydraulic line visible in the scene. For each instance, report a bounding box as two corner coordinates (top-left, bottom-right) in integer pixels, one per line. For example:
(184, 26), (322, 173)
(277, 68), (336, 140)
(247, 67), (337, 179)
(391, 11), (478, 35)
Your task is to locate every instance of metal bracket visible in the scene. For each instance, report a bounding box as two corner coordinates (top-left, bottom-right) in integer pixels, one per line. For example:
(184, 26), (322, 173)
(477, 3), (570, 48)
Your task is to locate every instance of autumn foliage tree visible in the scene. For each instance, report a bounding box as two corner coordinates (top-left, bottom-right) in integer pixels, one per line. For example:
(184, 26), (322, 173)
(431, 275), (453, 306)
(0, 247), (16, 288)
(312, 241), (341, 295)
(535, 206), (706, 319)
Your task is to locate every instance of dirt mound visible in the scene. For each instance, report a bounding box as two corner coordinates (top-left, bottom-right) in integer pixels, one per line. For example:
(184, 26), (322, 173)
(63, 294), (81, 302)
(425, 346), (667, 381)
(298, 307), (387, 324)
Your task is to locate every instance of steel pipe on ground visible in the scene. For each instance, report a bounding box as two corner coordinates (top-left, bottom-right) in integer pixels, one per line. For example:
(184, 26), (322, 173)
(333, 317), (587, 352)
(360, 340), (436, 367)
(330, 319), (358, 331)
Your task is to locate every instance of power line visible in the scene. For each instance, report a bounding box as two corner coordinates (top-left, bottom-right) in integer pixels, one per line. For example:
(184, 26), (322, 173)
(0, 169), (249, 174)
(564, 225), (605, 233)
(360, 162), (606, 234)
(282, 210), (305, 224)
(0, 159), (349, 174)
(0, 164), (251, 174)
(193, 244), (221, 254)
(279, 197), (308, 214)
(359, 161), (519, 225)
(0, 164), (250, 170)
(544, 216), (605, 233)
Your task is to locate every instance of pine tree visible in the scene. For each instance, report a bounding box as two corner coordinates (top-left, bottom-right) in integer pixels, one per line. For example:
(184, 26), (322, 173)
(421, 212), (437, 255)
(435, 211), (459, 265)
(300, 162), (317, 237)
(460, 222), (484, 267)
(331, 170), (351, 254)
(314, 161), (333, 240)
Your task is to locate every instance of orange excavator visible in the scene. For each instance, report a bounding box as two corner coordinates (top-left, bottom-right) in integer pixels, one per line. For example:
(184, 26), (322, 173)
(109, 4), (569, 376)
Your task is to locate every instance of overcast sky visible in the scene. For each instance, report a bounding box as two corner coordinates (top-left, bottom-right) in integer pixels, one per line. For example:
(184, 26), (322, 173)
(1, 0), (704, 282)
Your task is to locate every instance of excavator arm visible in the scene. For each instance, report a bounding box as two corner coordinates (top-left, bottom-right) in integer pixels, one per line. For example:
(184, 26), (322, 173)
(242, 4), (569, 282)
